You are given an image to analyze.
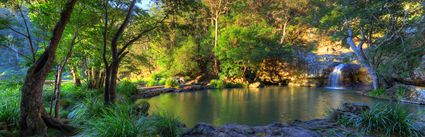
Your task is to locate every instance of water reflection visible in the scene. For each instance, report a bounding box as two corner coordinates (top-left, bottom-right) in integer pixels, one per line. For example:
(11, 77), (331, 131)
(147, 87), (425, 127)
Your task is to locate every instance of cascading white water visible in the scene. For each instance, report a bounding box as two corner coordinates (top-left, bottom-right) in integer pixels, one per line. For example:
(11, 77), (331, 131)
(327, 64), (345, 89)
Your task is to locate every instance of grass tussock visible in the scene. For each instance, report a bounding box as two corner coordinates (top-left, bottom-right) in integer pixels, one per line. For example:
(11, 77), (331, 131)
(338, 104), (423, 137)
(70, 97), (183, 137)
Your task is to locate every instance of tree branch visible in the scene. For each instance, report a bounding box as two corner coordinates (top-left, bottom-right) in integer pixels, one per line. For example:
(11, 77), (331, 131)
(17, 4), (36, 63)
(7, 26), (28, 37)
(118, 11), (170, 56)
(0, 44), (32, 61)
(110, 0), (137, 51)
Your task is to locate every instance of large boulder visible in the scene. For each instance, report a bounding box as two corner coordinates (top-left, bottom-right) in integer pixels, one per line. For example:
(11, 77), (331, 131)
(387, 84), (425, 104)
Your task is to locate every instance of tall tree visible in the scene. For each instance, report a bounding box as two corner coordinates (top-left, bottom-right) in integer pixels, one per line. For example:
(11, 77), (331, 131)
(19, 0), (77, 136)
(204, 0), (231, 77)
(102, 0), (179, 104)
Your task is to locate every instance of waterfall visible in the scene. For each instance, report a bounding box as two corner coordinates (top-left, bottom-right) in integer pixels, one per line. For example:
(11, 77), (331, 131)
(327, 64), (345, 89)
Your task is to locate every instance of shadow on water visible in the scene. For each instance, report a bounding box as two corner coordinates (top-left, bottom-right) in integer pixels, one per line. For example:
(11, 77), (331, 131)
(147, 87), (425, 127)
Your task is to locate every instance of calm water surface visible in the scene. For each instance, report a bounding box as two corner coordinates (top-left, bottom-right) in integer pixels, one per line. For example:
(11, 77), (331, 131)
(147, 87), (425, 127)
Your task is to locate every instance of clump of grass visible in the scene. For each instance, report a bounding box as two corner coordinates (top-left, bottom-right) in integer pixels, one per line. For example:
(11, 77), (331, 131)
(338, 104), (422, 136)
(209, 79), (224, 88)
(137, 111), (183, 137)
(395, 86), (407, 100)
(0, 83), (20, 125)
(368, 87), (386, 96)
(68, 97), (104, 123)
(117, 80), (138, 97)
(85, 103), (139, 137)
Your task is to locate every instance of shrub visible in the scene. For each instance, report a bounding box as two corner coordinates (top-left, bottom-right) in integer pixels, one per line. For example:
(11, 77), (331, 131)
(150, 73), (164, 81)
(145, 79), (157, 87)
(209, 79), (224, 88)
(164, 78), (179, 88)
(338, 104), (422, 136)
(137, 111), (183, 137)
(368, 87), (386, 96)
(117, 80), (138, 97)
(158, 78), (166, 85)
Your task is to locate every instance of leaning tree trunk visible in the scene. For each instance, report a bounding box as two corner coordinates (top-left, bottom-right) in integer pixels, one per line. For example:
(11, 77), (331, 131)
(19, 0), (77, 136)
(345, 22), (379, 90)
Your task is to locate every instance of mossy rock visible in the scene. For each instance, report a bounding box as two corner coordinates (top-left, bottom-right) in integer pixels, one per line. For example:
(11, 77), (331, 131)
(133, 99), (150, 116)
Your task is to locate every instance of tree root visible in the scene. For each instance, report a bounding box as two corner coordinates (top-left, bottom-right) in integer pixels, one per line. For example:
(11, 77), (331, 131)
(42, 114), (78, 136)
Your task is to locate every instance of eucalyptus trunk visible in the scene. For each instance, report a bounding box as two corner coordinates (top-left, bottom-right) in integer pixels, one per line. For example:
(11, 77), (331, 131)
(346, 25), (379, 90)
(213, 16), (220, 76)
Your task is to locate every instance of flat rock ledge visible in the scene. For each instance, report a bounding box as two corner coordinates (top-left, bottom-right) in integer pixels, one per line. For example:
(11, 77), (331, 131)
(131, 85), (207, 99)
(182, 103), (378, 137)
(182, 119), (369, 137)
(182, 122), (320, 137)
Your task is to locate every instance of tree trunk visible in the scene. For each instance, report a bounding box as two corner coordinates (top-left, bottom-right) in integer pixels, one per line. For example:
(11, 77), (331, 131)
(49, 66), (60, 115)
(19, 0), (77, 136)
(102, 0), (111, 104)
(213, 16), (220, 77)
(54, 32), (76, 119)
(54, 66), (63, 119)
(105, 0), (136, 104)
(280, 21), (288, 44)
(345, 24), (379, 90)
(109, 61), (119, 103)
(70, 67), (81, 87)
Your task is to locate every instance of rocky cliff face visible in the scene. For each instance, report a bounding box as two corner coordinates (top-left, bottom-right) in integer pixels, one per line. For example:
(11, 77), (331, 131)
(256, 49), (369, 87)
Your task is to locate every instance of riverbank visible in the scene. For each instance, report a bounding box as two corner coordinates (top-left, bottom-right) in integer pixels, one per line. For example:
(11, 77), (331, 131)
(181, 103), (425, 137)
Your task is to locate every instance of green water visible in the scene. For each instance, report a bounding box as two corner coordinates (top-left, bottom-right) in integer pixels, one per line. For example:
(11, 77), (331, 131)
(147, 87), (425, 127)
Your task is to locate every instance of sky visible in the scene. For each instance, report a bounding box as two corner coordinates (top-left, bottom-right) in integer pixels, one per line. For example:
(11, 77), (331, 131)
(136, 0), (152, 10)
